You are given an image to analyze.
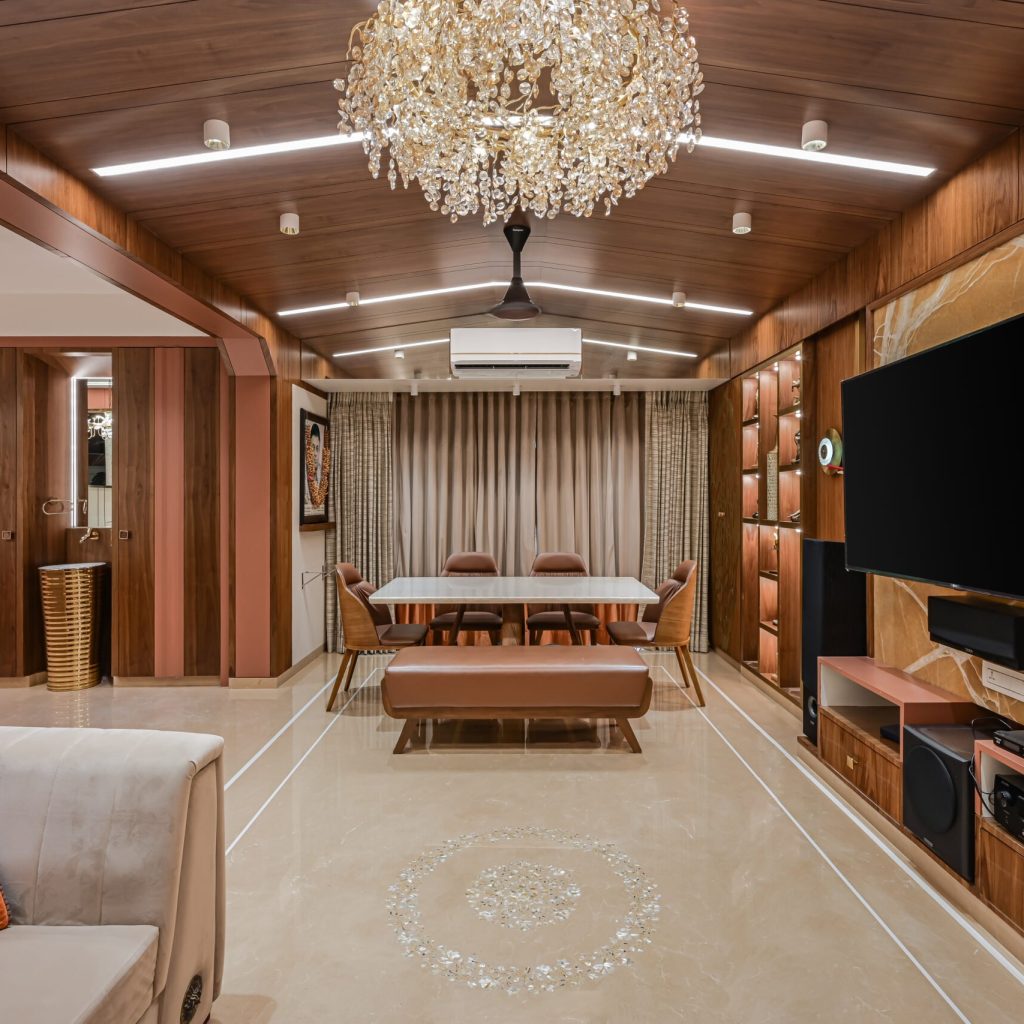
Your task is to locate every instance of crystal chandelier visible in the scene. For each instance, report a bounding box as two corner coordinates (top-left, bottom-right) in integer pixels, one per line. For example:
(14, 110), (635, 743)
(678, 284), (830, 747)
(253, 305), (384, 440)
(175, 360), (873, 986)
(87, 412), (113, 441)
(335, 0), (703, 225)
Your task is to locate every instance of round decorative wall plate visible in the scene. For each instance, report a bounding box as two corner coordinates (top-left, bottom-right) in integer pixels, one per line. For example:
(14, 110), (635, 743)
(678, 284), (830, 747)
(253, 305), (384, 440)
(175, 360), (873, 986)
(817, 428), (844, 476)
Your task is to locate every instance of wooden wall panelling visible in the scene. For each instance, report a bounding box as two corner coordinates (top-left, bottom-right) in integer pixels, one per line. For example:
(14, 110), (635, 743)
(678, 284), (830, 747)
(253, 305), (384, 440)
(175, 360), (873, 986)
(0, 349), (17, 677)
(184, 348), (221, 676)
(977, 820), (1024, 934)
(15, 354), (69, 678)
(113, 348), (155, 677)
(709, 378), (742, 659)
(269, 375), (292, 677)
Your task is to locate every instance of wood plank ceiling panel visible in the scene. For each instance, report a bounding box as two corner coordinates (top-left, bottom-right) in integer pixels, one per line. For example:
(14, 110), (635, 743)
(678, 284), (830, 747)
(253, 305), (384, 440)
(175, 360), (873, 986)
(2, 0), (1023, 378)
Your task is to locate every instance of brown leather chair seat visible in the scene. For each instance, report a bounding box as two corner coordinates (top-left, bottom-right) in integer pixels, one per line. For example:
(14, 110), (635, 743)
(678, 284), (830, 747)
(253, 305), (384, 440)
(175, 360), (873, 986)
(525, 609), (601, 631)
(382, 645), (652, 753)
(605, 620), (656, 645)
(428, 610), (503, 629)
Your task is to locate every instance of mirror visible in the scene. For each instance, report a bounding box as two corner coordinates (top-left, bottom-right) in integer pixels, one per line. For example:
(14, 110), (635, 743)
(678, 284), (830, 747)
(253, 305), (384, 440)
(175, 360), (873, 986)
(75, 376), (113, 529)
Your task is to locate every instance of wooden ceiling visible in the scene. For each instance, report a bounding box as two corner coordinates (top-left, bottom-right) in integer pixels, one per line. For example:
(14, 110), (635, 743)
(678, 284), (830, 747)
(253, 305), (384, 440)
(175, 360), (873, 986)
(2, 0), (1023, 380)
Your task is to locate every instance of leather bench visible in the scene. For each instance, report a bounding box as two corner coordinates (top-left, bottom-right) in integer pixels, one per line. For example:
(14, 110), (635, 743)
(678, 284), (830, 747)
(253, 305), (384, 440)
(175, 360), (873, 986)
(381, 645), (653, 753)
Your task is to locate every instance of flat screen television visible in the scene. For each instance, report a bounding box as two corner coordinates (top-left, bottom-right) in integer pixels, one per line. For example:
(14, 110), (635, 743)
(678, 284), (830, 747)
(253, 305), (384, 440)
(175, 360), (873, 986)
(841, 312), (1024, 601)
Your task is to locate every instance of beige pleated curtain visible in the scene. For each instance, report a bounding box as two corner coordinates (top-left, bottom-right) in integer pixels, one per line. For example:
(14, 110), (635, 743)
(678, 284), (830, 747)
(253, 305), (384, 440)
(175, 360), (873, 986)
(393, 391), (644, 578)
(641, 392), (710, 651)
(325, 392), (393, 652)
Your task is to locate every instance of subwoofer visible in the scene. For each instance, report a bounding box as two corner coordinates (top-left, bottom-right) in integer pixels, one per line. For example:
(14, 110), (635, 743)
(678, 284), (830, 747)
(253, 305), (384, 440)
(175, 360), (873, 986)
(801, 539), (867, 744)
(902, 724), (984, 882)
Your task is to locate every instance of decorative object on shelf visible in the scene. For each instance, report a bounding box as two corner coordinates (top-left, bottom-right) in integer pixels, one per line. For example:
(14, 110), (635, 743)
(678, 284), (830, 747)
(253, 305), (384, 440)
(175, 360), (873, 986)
(335, 0), (703, 224)
(817, 427), (844, 476)
(791, 377), (801, 405)
(772, 529), (779, 553)
(788, 509), (801, 523)
(752, 385), (759, 419)
(766, 447), (779, 522)
(299, 409), (332, 526)
(793, 429), (801, 463)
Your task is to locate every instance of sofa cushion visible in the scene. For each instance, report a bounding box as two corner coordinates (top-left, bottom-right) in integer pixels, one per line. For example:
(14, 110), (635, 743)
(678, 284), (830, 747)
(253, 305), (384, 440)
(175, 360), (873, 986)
(0, 924), (157, 1024)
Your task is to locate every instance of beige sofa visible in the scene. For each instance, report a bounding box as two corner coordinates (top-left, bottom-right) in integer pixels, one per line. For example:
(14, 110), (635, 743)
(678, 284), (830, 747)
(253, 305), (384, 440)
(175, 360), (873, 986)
(0, 726), (226, 1024)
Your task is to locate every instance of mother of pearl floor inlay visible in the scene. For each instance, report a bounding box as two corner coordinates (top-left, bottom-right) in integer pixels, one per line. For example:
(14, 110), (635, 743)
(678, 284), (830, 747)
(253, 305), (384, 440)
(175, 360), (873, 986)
(386, 826), (660, 994)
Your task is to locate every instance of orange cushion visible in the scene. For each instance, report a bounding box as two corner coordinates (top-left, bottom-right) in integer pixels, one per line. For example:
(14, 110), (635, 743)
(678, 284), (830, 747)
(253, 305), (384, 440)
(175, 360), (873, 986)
(0, 880), (9, 929)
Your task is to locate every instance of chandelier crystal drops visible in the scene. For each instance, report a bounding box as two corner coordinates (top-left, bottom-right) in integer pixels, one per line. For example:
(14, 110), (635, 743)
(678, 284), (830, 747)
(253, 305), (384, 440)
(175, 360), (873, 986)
(334, 0), (703, 224)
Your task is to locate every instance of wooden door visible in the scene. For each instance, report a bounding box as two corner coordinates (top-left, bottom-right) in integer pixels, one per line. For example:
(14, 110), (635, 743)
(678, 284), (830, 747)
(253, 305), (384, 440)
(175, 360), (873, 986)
(709, 378), (742, 660)
(112, 348), (155, 678)
(0, 350), (17, 677)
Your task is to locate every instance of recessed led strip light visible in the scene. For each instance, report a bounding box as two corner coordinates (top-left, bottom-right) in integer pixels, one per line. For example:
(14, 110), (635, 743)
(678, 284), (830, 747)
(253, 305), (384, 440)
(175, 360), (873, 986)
(93, 131), (934, 179)
(694, 135), (934, 177)
(92, 132), (365, 177)
(582, 338), (696, 359)
(282, 280), (751, 318)
(333, 338), (448, 358)
(332, 337), (695, 359)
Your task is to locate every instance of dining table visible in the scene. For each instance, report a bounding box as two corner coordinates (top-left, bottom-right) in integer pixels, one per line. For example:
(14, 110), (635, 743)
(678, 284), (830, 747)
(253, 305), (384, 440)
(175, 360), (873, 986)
(369, 575), (660, 645)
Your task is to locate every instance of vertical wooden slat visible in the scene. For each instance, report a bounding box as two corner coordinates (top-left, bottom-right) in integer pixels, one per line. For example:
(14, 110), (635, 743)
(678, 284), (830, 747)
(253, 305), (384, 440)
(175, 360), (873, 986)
(709, 378), (742, 660)
(113, 348), (155, 678)
(0, 349), (18, 677)
(184, 348), (221, 676)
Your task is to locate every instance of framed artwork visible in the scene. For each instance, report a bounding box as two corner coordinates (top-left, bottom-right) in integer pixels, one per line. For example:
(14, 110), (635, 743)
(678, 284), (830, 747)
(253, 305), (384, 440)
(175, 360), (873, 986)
(299, 409), (332, 526)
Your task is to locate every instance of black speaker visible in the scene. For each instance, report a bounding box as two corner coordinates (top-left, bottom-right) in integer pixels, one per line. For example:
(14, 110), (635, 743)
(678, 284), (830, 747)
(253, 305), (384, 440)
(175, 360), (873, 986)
(801, 539), (867, 744)
(928, 596), (1024, 670)
(903, 724), (987, 882)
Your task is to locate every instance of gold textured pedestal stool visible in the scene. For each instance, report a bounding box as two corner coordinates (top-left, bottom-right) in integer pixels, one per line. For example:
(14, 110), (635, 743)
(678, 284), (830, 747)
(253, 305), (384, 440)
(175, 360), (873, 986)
(39, 562), (106, 691)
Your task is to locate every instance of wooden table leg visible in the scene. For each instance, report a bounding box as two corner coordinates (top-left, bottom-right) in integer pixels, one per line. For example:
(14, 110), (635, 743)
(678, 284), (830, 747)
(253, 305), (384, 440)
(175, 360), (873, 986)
(561, 605), (582, 645)
(501, 604), (524, 645)
(447, 605), (466, 646)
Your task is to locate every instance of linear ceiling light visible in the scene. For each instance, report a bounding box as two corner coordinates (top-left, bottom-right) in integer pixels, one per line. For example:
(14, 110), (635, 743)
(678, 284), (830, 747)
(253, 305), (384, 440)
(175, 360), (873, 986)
(583, 338), (696, 358)
(332, 338), (448, 358)
(282, 281), (503, 317)
(283, 280), (750, 317)
(695, 134), (934, 177)
(92, 132), (365, 177)
(530, 281), (752, 316)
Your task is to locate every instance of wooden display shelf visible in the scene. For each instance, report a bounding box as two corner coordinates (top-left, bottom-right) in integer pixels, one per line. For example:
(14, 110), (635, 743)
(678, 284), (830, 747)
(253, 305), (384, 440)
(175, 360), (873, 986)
(742, 516), (770, 525)
(742, 416), (760, 427)
(742, 467), (759, 475)
(779, 462), (803, 473)
(759, 619), (779, 637)
(778, 403), (803, 417)
(759, 570), (779, 581)
(777, 519), (802, 529)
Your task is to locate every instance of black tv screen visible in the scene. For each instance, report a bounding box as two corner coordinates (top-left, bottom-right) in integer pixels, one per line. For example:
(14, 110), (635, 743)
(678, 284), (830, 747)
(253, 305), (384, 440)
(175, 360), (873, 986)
(841, 313), (1024, 600)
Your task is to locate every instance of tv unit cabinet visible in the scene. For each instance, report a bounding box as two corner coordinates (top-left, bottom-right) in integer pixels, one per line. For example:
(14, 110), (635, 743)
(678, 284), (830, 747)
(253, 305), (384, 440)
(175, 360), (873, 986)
(817, 656), (979, 823)
(975, 739), (1024, 933)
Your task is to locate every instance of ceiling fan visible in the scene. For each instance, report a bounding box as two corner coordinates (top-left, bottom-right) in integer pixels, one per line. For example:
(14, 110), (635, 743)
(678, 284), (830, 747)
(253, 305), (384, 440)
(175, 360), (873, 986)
(489, 220), (541, 320)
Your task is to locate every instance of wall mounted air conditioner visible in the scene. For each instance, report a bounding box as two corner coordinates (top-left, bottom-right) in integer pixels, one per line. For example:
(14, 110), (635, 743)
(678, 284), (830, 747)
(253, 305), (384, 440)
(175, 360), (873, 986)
(449, 328), (582, 379)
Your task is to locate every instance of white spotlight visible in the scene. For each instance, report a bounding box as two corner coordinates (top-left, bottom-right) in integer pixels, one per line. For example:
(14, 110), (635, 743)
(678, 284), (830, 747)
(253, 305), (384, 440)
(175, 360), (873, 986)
(801, 120), (829, 152)
(279, 212), (300, 236)
(512, 381), (521, 398)
(613, 382), (621, 397)
(732, 211), (752, 235)
(627, 350), (638, 362)
(394, 349), (405, 360)
(345, 291), (360, 307)
(203, 119), (230, 151)
(410, 381), (419, 397)
(671, 291), (687, 308)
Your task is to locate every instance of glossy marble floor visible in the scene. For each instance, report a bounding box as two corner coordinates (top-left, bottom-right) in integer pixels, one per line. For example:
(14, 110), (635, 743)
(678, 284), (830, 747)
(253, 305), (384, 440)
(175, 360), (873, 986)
(3, 651), (1024, 1023)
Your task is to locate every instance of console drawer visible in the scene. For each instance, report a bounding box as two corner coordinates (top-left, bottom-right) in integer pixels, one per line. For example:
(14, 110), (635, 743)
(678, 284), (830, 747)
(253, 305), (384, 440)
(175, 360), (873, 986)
(820, 708), (902, 821)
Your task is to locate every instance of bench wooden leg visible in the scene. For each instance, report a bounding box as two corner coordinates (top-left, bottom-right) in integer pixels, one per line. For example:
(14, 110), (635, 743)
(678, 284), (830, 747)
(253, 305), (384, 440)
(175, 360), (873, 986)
(393, 719), (418, 754)
(617, 717), (642, 753)
(326, 651), (353, 712)
(681, 647), (706, 707)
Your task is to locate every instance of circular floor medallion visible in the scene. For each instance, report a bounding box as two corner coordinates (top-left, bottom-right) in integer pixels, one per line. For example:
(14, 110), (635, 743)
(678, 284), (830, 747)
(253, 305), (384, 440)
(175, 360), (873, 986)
(386, 825), (660, 994)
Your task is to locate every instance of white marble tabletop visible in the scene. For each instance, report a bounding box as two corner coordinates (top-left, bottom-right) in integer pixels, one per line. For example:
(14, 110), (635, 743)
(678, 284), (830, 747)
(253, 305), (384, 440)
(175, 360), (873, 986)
(369, 575), (659, 605)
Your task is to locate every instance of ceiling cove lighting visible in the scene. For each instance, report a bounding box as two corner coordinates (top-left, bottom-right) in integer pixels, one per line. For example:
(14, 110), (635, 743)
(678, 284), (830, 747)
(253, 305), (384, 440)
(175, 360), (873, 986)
(332, 338), (448, 358)
(284, 282), (752, 318)
(92, 132), (364, 177)
(331, 336), (695, 360)
(695, 134), (933, 176)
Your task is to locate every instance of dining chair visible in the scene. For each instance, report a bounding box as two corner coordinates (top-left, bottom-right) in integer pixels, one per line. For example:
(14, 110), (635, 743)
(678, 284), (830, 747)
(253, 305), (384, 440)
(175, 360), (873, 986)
(606, 560), (705, 706)
(525, 552), (600, 645)
(429, 552), (503, 645)
(326, 563), (428, 712)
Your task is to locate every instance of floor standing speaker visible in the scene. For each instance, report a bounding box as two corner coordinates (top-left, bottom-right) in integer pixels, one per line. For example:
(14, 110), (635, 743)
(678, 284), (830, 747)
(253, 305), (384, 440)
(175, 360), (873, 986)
(801, 539), (867, 744)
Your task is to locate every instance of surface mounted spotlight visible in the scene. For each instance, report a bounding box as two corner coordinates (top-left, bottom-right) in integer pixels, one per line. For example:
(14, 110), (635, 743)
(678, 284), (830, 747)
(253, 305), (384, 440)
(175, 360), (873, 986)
(410, 381), (418, 397)
(203, 119), (230, 151)
(279, 212), (300, 235)
(346, 291), (360, 307)
(732, 211), (752, 235)
(801, 120), (829, 152)
(672, 291), (687, 308)
(627, 350), (638, 362)
(613, 382), (621, 397)
(512, 381), (521, 397)
(394, 349), (405, 360)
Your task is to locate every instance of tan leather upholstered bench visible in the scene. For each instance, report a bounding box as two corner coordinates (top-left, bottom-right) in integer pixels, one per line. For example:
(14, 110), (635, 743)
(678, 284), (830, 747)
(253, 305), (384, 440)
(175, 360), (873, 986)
(382, 645), (653, 753)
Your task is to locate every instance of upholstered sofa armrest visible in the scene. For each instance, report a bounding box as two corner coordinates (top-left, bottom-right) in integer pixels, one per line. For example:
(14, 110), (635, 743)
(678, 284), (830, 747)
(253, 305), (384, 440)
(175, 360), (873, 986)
(0, 726), (226, 1023)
